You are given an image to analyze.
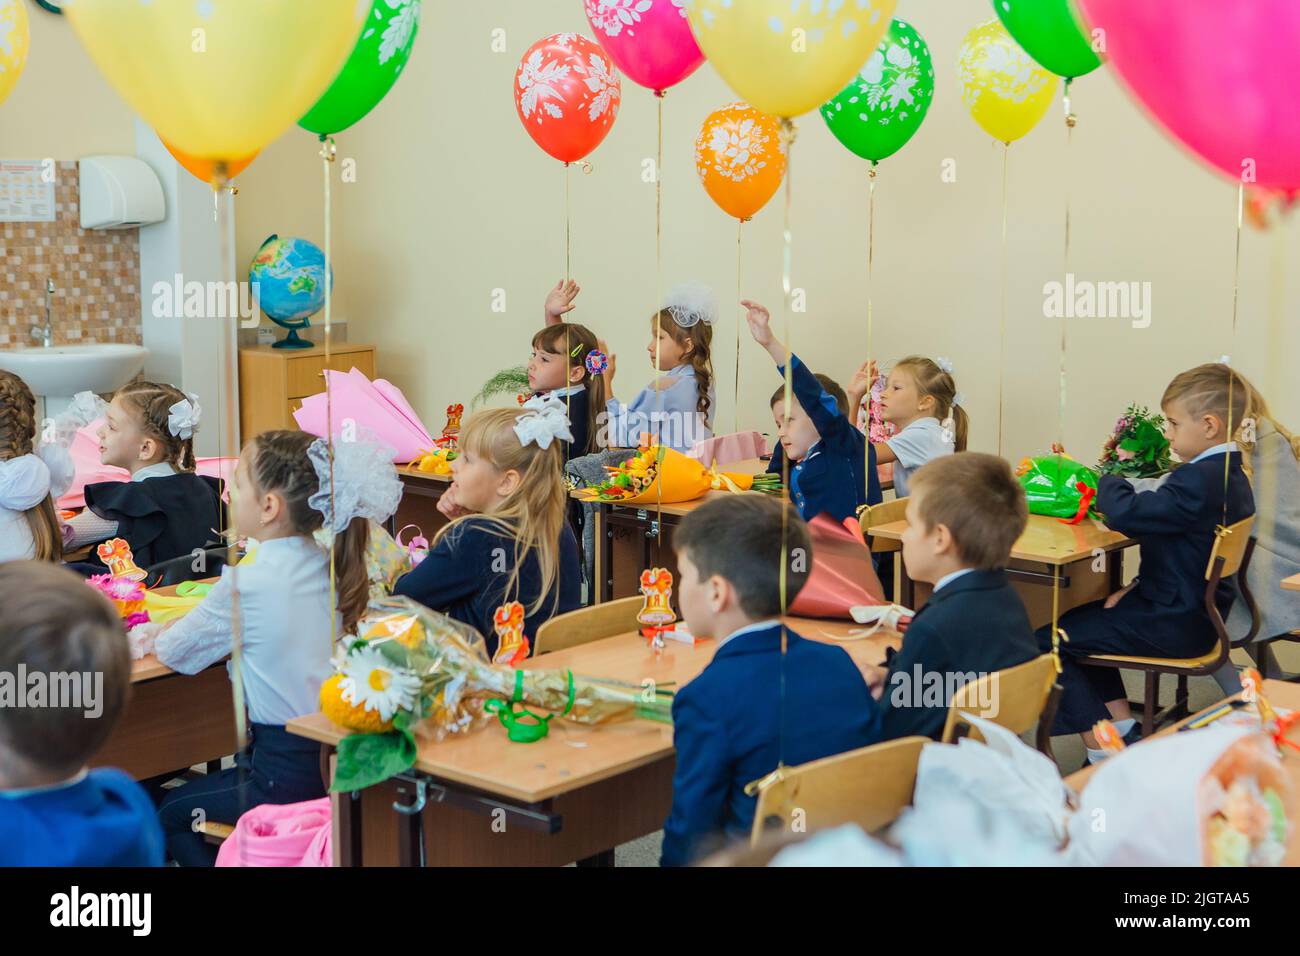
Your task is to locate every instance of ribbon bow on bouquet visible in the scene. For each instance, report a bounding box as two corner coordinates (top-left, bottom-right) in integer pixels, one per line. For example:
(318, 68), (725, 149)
(513, 394), (574, 450)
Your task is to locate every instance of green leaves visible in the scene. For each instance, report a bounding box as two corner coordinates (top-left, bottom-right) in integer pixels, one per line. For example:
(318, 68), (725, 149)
(331, 727), (417, 793)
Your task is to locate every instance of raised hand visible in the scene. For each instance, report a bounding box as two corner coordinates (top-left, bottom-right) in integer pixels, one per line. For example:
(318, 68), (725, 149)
(741, 299), (774, 349)
(544, 279), (581, 325)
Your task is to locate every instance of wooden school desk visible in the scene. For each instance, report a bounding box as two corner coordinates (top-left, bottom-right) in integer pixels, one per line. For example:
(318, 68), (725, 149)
(585, 457), (768, 604)
(1283, 573), (1300, 593)
(1065, 680), (1300, 866)
(389, 468), (451, 540)
(287, 616), (897, 867)
(869, 514), (1137, 630)
(90, 580), (238, 781)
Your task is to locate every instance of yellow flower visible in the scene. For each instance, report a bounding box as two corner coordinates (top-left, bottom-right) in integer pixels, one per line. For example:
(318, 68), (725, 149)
(320, 674), (394, 733)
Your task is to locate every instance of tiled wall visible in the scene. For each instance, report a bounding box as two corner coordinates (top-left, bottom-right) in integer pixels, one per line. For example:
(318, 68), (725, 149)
(0, 161), (142, 349)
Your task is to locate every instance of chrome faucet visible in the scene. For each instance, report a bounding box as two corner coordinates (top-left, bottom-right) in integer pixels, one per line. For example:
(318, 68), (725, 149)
(30, 278), (54, 347)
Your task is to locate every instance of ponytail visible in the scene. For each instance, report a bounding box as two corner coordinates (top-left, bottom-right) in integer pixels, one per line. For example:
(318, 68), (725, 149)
(0, 370), (62, 561)
(333, 516), (371, 636)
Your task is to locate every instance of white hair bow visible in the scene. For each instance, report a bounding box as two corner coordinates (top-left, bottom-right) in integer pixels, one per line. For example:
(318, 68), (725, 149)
(514, 394), (574, 450)
(167, 392), (202, 439)
(307, 432), (402, 533)
(936, 357), (954, 375)
(663, 280), (718, 329)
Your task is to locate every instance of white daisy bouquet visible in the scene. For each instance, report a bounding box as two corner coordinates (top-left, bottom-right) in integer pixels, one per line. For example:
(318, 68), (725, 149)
(321, 595), (672, 791)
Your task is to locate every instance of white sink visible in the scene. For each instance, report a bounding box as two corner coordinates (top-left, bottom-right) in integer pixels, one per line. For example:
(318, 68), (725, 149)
(0, 344), (149, 398)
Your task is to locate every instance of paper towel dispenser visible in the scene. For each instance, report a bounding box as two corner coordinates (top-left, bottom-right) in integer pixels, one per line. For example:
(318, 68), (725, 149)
(78, 155), (165, 230)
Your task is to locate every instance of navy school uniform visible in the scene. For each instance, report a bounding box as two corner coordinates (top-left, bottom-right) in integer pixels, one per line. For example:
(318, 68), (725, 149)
(392, 516), (582, 658)
(660, 622), (880, 867)
(877, 569), (1039, 741)
(0, 768), (164, 866)
(1036, 447), (1255, 734)
(765, 354), (882, 523)
(82, 472), (224, 569)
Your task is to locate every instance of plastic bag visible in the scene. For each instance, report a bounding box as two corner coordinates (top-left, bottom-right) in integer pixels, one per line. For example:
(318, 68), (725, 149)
(1015, 454), (1099, 524)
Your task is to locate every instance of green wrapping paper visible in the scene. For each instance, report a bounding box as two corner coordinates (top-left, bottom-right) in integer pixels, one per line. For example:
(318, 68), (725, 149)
(1015, 454), (1099, 524)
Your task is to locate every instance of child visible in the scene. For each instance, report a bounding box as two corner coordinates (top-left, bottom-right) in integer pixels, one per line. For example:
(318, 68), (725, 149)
(0, 370), (64, 562)
(64, 380), (223, 569)
(1040, 364), (1255, 763)
(875, 453), (1038, 741)
(743, 300), (882, 523)
(533, 280), (607, 461)
(155, 429), (397, 866)
(0, 561), (164, 866)
(847, 356), (966, 498)
(660, 494), (880, 867)
(600, 282), (716, 453)
(392, 398), (582, 659)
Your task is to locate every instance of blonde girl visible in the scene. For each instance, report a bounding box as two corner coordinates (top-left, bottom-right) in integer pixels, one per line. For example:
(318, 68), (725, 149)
(0, 371), (63, 561)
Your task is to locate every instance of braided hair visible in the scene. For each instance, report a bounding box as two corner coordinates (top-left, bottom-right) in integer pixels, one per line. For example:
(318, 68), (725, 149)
(0, 371), (61, 561)
(114, 380), (197, 471)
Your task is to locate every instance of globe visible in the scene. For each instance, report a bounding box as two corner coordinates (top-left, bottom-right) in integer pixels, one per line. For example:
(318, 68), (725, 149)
(248, 234), (333, 349)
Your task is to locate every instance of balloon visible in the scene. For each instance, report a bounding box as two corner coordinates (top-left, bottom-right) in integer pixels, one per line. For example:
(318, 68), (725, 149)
(62, 0), (365, 163)
(584, 0), (703, 93)
(992, 0), (1102, 78)
(695, 103), (786, 221)
(957, 20), (1058, 144)
(0, 0), (30, 109)
(515, 34), (621, 164)
(1075, 0), (1300, 192)
(683, 0), (897, 119)
(163, 141), (258, 185)
(300, 0), (420, 136)
(821, 19), (935, 165)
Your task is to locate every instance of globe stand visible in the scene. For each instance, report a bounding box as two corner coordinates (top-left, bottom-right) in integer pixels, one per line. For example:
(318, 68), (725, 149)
(272, 326), (315, 350)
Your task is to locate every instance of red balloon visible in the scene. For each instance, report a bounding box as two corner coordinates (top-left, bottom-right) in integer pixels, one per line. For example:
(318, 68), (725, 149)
(515, 33), (621, 164)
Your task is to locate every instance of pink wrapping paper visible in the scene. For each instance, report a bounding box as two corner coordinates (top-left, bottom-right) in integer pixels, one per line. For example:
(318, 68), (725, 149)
(215, 797), (332, 867)
(292, 368), (433, 463)
(56, 421), (235, 509)
(688, 430), (768, 466)
(789, 513), (887, 620)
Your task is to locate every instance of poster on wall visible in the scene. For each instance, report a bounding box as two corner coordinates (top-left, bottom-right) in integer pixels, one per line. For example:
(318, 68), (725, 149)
(0, 160), (56, 222)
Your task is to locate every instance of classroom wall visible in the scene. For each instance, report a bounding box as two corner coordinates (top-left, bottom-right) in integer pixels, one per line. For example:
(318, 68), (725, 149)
(6, 1), (1297, 458)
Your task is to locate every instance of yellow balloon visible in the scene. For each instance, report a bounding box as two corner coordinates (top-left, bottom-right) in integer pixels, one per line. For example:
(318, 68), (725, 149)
(0, 0), (30, 109)
(957, 20), (1058, 144)
(684, 0), (896, 119)
(63, 0), (365, 163)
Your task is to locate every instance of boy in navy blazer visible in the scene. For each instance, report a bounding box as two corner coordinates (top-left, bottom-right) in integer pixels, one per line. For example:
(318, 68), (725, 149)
(875, 453), (1039, 741)
(743, 300), (882, 523)
(1039, 364), (1256, 764)
(660, 495), (879, 867)
(0, 562), (164, 866)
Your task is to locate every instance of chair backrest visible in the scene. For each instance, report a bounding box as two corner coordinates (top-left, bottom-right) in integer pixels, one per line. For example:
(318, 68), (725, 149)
(144, 547), (230, 588)
(940, 653), (1058, 746)
(750, 736), (928, 845)
(1205, 515), (1255, 580)
(859, 497), (908, 553)
(532, 596), (645, 656)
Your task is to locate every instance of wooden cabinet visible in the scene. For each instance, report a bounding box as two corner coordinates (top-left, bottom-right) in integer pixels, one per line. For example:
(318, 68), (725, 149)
(238, 343), (376, 439)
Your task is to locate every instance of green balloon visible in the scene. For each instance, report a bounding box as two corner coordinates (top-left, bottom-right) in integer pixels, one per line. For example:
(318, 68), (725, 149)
(992, 0), (1101, 79)
(299, 0), (420, 137)
(820, 19), (934, 165)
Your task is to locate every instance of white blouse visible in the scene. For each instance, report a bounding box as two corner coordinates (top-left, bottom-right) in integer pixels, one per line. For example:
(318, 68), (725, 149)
(155, 535), (339, 727)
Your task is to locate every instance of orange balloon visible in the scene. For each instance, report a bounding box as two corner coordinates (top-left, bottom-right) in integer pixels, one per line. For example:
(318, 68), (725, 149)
(163, 140), (258, 184)
(695, 103), (786, 222)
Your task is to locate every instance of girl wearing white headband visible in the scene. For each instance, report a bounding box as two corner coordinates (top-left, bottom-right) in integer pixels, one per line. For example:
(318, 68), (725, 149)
(64, 380), (223, 571)
(155, 427), (401, 866)
(393, 396), (581, 660)
(599, 281), (718, 453)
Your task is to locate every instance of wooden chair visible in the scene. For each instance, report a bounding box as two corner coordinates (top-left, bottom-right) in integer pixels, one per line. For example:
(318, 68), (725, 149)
(940, 653), (1061, 757)
(532, 596), (644, 656)
(859, 498), (909, 604)
(1081, 515), (1258, 736)
(749, 736), (929, 845)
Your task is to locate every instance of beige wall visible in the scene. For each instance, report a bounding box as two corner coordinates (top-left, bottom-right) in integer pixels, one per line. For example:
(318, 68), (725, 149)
(10, 0), (1299, 457)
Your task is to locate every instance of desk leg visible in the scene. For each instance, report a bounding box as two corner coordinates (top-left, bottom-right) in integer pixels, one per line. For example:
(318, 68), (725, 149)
(334, 789), (363, 867)
(897, 554), (915, 610)
(599, 505), (613, 604)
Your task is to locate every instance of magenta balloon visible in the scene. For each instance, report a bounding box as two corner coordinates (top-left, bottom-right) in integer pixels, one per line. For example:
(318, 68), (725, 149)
(584, 0), (704, 93)
(1075, 0), (1300, 191)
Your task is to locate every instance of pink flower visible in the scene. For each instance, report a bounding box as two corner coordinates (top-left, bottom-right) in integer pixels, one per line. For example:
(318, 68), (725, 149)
(1116, 447), (1136, 461)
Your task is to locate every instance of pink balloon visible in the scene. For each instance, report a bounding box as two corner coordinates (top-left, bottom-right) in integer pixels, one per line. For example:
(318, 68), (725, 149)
(1076, 0), (1300, 191)
(584, 0), (704, 93)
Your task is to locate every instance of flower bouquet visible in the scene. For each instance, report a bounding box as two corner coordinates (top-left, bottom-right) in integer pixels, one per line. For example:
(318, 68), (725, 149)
(320, 596), (674, 791)
(1014, 453), (1099, 525)
(87, 574), (149, 629)
(572, 443), (760, 504)
(407, 447), (457, 476)
(1099, 404), (1172, 478)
